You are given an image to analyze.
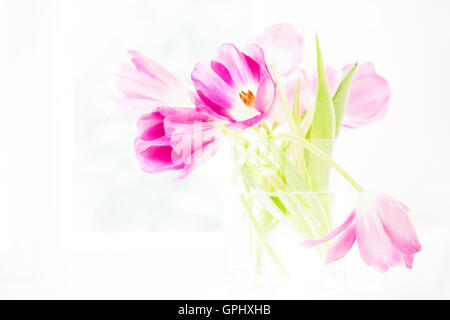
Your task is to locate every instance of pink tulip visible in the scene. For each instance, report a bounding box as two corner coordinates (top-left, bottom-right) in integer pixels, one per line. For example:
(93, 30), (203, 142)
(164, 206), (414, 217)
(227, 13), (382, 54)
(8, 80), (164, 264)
(191, 43), (275, 129)
(252, 23), (305, 77)
(115, 50), (193, 118)
(342, 62), (391, 128)
(303, 191), (421, 272)
(267, 66), (342, 123)
(134, 107), (220, 179)
(267, 63), (390, 129)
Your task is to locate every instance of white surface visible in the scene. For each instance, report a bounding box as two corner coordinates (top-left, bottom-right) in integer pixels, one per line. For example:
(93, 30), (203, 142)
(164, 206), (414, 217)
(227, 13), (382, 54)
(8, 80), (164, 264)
(2, 0), (450, 299)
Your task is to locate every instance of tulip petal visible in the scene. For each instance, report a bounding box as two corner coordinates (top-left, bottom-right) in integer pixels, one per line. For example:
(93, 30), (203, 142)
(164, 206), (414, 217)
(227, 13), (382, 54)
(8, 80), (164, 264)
(254, 77), (275, 113)
(402, 254), (414, 269)
(325, 66), (343, 96)
(355, 207), (405, 272)
(243, 44), (274, 89)
(267, 78), (300, 124)
(135, 143), (183, 174)
(175, 138), (221, 181)
(191, 59), (237, 119)
(355, 223), (390, 273)
(161, 107), (221, 178)
(210, 61), (236, 88)
(376, 193), (422, 255)
(115, 50), (192, 110)
(226, 112), (268, 130)
(325, 223), (356, 264)
(215, 43), (258, 88)
(253, 23), (305, 76)
(136, 112), (164, 139)
(343, 62), (376, 77)
(301, 210), (356, 248)
(128, 50), (184, 88)
(342, 62), (391, 128)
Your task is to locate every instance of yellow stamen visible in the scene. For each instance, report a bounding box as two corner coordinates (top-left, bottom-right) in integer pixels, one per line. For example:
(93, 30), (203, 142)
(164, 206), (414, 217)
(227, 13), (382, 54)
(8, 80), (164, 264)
(239, 90), (256, 108)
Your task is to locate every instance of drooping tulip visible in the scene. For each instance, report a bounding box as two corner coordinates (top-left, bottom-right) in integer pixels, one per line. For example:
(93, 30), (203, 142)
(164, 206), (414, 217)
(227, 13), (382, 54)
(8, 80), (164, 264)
(191, 43), (275, 129)
(134, 107), (220, 179)
(302, 190), (421, 272)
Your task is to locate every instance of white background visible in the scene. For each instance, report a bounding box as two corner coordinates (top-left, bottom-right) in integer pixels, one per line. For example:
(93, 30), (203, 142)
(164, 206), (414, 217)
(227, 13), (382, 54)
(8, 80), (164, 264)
(1, 0), (450, 299)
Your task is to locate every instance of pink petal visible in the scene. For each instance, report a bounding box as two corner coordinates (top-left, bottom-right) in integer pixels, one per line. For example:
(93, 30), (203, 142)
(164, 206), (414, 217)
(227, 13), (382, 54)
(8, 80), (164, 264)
(325, 66), (343, 96)
(325, 224), (356, 264)
(134, 135), (170, 154)
(292, 66), (340, 114)
(355, 200), (407, 272)
(114, 50), (192, 114)
(128, 50), (185, 88)
(243, 44), (269, 72)
(253, 23), (305, 76)
(191, 59), (237, 119)
(162, 107), (221, 178)
(343, 62), (376, 77)
(402, 254), (414, 269)
(342, 62), (391, 128)
(136, 111), (164, 139)
(215, 43), (259, 88)
(159, 106), (212, 125)
(243, 44), (274, 86)
(226, 112), (269, 130)
(301, 210), (356, 248)
(254, 77), (275, 113)
(376, 193), (422, 255)
(134, 111), (171, 153)
(355, 216), (391, 273)
(210, 61), (236, 88)
(175, 138), (221, 181)
(266, 77), (305, 124)
(135, 143), (183, 174)
(306, 66), (342, 98)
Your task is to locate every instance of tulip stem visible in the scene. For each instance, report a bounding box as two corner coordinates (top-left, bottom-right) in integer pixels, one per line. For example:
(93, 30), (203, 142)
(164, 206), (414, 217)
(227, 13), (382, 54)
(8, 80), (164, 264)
(274, 133), (364, 193)
(270, 64), (297, 134)
(270, 64), (311, 184)
(240, 195), (288, 276)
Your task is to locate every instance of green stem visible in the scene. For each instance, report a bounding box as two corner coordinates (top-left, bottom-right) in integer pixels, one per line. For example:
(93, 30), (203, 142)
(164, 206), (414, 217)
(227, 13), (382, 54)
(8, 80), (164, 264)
(249, 131), (321, 235)
(240, 195), (288, 276)
(270, 64), (297, 134)
(270, 64), (312, 187)
(244, 149), (313, 235)
(299, 110), (314, 138)
(274, 133), (364, 193)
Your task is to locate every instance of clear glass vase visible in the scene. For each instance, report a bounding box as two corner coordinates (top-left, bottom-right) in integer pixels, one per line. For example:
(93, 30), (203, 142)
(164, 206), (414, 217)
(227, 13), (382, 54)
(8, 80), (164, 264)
(229, 133), (352, 277)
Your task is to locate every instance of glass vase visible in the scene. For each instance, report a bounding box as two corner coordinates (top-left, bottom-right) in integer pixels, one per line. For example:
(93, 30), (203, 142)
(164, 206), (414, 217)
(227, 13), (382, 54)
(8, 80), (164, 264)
(229, 133), (353, 277)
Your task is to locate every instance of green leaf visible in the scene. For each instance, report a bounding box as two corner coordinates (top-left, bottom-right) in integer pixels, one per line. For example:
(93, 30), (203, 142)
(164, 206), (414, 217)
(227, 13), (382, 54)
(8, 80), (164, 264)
(333, 62), (357, 137)
(310, 36), (336, 140)
(308, 36), (336, 191)
(275, 142), (308, 191)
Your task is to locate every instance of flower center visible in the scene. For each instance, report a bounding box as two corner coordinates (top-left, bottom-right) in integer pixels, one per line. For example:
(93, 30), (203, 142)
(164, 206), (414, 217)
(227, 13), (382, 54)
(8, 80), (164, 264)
(239, 90), (256, 108)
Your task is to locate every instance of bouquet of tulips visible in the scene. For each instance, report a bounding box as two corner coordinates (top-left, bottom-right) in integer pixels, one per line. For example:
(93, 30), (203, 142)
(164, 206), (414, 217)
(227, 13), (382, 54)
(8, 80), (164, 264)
(114, 24), (421, 274)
